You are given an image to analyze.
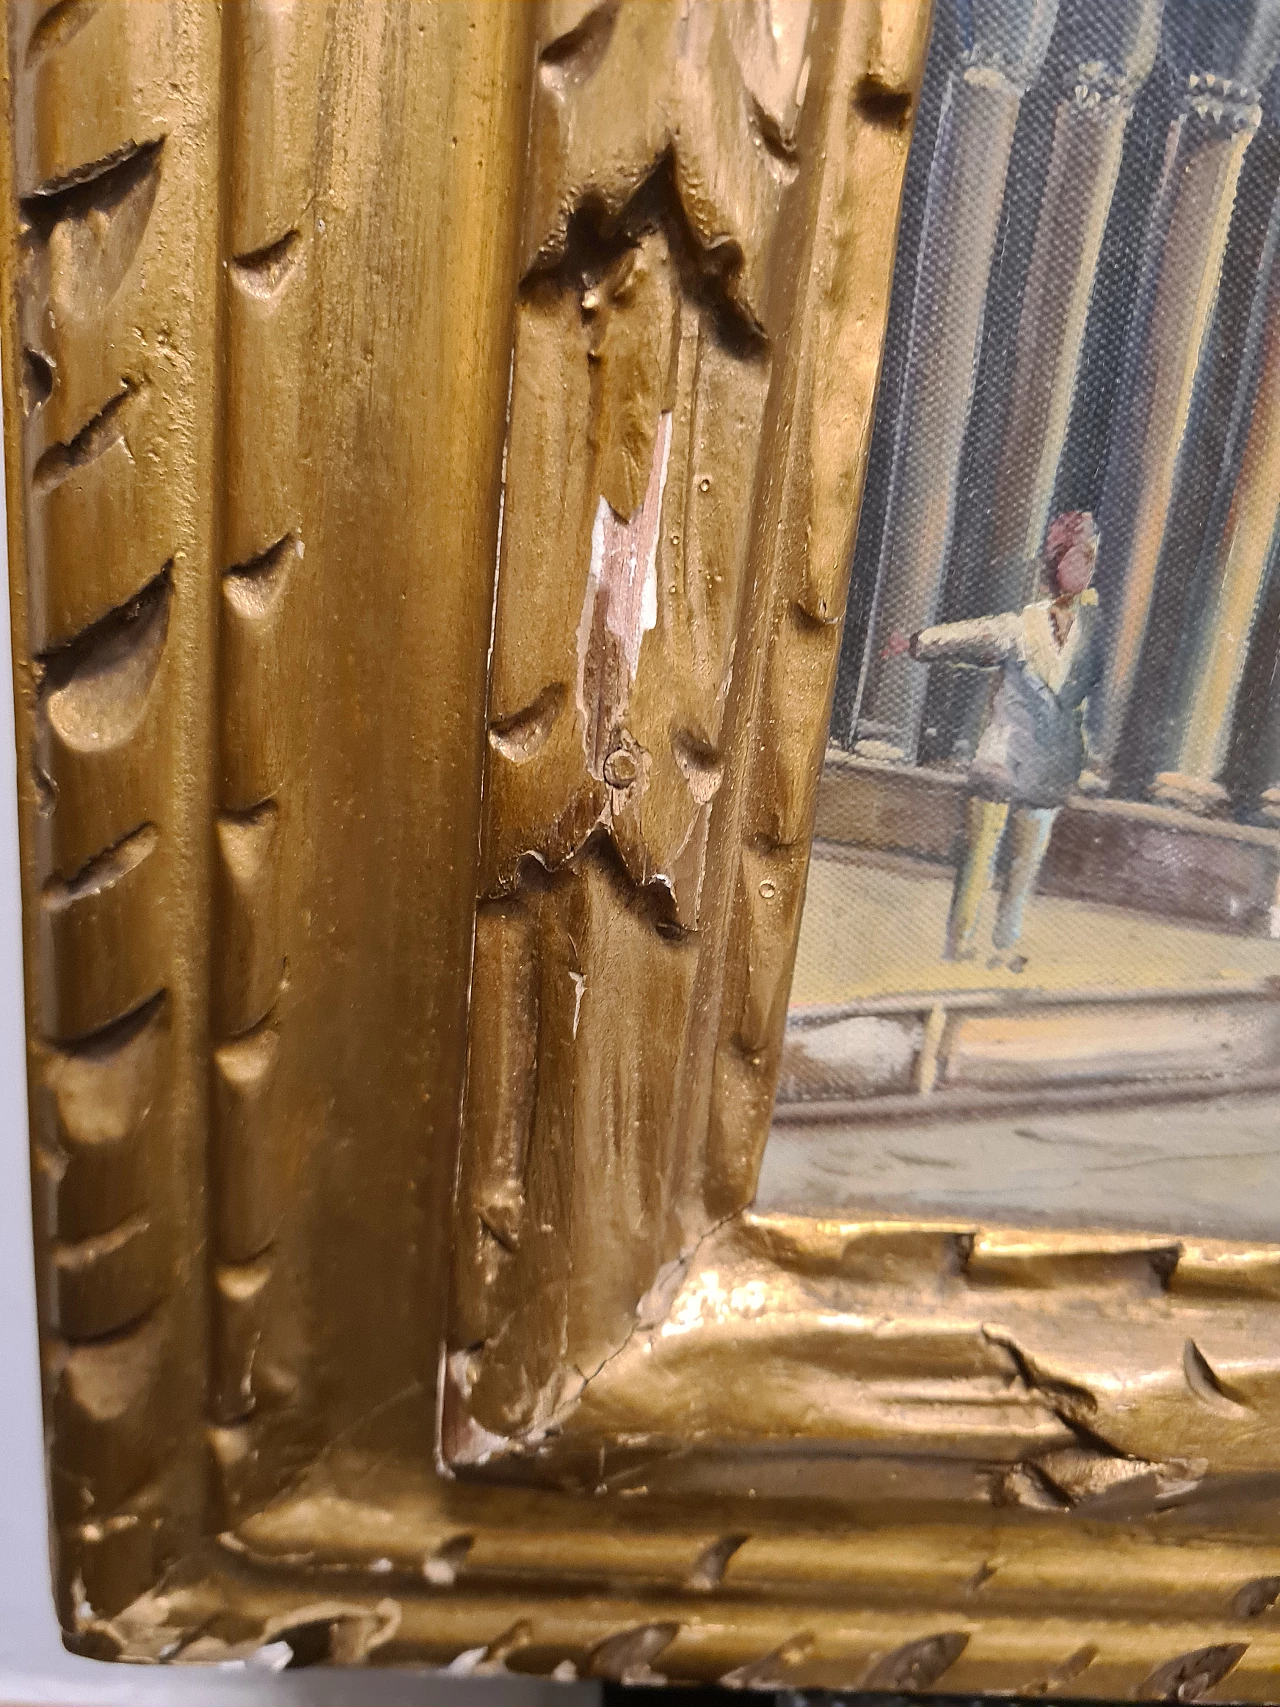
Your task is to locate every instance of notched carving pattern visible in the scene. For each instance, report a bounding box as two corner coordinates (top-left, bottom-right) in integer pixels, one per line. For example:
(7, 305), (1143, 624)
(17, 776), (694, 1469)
(539, 2), (619, 82)
(30, 379), (138, 497)
(229, 230), (302, 301)
(862, 1631), (968, 1691)
(22, 345), (54, 411)
(852, 73), (917, 131)
(89, 1423), (1280, 1689)
(1138, 1642), (1249, 1702)
(12, 5), (193, 1627)
(33, 992), (169, 1350)
(1235, 1577), (1280, 1618)
(489, 681), (568, 764)
(685, 1533), (748, 1592)
(21, 138), (163, 324)
(20, 134), (163, 213)
(700, 0), (935, 1222)
(586, 1621), (679, 1683)
(38, 565), (172, 776)
(206, 0), (325, 1529)
(720, 1631), (815, 1689)
(42, 819), (158, 909)
(1183, 1338), (1251, 1416)
(18, 131), (180, 652)
(1029, 1642), (1098, 1695)
(32, 564), (172, 889)
(25, 0), (104, 65)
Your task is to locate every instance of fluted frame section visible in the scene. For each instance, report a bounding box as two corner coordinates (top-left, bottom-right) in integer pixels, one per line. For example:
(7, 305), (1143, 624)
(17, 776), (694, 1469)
(6, 0), (537, 1640)
(3, 0), (220, 1629)
(206, 0), (327, 1535)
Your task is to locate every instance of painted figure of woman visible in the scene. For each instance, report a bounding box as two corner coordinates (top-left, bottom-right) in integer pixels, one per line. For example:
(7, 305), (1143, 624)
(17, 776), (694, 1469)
(884, 511), (1102, 966)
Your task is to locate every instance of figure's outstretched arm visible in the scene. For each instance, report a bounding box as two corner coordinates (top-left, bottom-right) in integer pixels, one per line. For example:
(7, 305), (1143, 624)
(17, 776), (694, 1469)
(910, 611), (1020, 669)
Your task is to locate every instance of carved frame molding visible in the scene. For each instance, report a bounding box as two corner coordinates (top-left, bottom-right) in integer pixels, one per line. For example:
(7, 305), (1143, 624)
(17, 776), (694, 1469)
(7, 0), (1280, 1696)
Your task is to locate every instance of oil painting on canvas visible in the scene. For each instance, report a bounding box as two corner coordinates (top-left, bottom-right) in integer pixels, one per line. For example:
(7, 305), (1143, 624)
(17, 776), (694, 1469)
(761, 0), (1280, 1239)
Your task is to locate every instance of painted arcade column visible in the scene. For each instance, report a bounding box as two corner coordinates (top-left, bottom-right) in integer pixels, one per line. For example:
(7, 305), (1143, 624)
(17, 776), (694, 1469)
(1258, 689), (1280, 826)
(1247, 586), (1280, 824)
(1152, 186), (1280, 812)
(1086, 0), (1280, 788)
(853, 0), (1061, 764)
(982, 0), (1163, 618)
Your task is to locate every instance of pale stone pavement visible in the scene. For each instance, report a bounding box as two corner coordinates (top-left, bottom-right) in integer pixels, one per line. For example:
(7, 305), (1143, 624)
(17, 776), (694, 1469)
(790, 843), (1280, 1010)
(761, 844), (1280, 1238)
(756, 1089), (1280, 1241)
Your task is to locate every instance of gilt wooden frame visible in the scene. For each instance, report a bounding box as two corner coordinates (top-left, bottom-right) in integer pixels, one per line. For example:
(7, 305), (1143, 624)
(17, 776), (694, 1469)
(8, 0), (1280, 1695)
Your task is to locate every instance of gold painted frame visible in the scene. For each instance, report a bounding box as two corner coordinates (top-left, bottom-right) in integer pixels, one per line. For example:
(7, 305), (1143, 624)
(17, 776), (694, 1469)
(8, 0), (1280, 1695)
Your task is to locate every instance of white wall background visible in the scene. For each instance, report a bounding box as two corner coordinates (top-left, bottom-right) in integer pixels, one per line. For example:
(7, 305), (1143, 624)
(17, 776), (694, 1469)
(0, 514), (587, 1706)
